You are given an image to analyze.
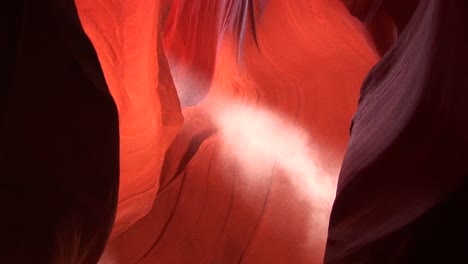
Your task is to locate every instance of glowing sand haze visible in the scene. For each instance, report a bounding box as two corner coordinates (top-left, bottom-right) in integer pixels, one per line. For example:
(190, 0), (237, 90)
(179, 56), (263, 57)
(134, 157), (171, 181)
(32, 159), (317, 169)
(213, 102), (337, 232)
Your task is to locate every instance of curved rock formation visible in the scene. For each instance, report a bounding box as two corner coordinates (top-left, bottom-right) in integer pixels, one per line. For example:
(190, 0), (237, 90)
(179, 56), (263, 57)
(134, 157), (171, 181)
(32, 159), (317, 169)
(3, 0), (467, 263)
(325, 1), (468, 263)
(95, 0), (377, 263)
(2, 0), (119, 262)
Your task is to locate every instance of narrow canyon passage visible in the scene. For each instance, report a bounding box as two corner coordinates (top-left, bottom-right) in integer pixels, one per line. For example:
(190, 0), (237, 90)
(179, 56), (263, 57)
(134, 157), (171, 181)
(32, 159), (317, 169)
(78, 0), (377, 263)
(3, 0), (468, 263)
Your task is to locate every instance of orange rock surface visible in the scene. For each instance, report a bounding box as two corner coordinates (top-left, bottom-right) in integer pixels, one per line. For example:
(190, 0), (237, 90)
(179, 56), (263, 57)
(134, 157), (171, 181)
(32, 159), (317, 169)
(76, 0), (378, 263)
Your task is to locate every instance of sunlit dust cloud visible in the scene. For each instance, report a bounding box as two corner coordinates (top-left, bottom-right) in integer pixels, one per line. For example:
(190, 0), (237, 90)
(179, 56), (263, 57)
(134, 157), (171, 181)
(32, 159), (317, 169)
(212, 102), (338, 234)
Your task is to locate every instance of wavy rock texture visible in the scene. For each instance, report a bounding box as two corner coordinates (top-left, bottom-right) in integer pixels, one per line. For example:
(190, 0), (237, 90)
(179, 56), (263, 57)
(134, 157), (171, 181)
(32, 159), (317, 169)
(95, 0), (377, 263)
(3, 0), (468, 263)
(76, 0), (183, 239)
(325, 1), (468, 263)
